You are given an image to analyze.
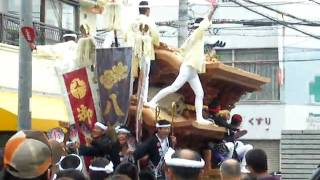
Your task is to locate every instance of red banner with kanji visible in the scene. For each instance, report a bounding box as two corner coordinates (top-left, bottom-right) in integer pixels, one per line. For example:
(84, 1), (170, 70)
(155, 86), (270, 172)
(62, 68), (97, 145)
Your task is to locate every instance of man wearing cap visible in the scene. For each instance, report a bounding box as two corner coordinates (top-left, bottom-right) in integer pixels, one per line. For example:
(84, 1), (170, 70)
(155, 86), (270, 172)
(126, 1), (160, 103)
(3, 130), (53, 180)
(145, 2), (218, 125)
(105, 125), (135, 168)
(164, 148), (204, 180)
(134, 119), (176, 179)
(78, 122), (111, 158)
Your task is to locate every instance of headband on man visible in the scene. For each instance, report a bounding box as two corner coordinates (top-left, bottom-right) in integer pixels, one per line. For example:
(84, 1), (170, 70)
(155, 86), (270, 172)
(62, 34), (77, 39)
(164, 148), (205, 168)
(156, 123), (171, 128)
(58, 154), (83, 172)
(95, 122), (108, 131)
(115, 125), (131, 134)
(156, 120), (171, 128)
(89, 161), (114, 174)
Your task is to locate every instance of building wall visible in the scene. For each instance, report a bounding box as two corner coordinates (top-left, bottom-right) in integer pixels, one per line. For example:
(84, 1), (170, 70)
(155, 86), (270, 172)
(283, 48), (320, 105)
(0, 44), (62, 94)
(281, 130), (320, 180)
(0, 0), (8, 13)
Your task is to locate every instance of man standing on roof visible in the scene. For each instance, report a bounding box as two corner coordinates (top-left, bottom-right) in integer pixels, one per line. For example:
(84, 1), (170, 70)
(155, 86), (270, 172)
(126, 1), (160, 103)
(145, 2), (218, 125)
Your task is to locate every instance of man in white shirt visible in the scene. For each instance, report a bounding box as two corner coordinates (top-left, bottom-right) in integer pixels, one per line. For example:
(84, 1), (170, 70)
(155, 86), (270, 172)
(146, 3), (218, 125)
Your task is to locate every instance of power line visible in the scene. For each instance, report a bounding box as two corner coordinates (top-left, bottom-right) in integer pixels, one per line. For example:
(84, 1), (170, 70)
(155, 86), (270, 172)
(229, 0), (320, 40)
(218, 58), (320, 64)
(190, 0), (309, 7)
(309, 0), (320, 5)
(243, 0), (320, 26)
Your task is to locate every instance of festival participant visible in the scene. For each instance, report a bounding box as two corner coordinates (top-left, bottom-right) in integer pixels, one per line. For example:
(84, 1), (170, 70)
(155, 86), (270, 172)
(134, 120), (176, 179)
(105, 125), (136, 168)
(126, 1), (160, 102)
(224, 114), (253, 173)
(78, 122), (110, 158)
(146, 2), (218, 125)
(76, 23), (96, 69)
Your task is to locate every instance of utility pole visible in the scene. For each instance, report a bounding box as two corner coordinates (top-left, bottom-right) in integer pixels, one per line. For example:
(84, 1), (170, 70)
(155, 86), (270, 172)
(178, 0), (188, 47)
(18, 0), (33, 130)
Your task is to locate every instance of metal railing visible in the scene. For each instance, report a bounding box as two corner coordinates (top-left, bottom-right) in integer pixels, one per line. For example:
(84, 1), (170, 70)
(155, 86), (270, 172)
(0, 12), (104, 47)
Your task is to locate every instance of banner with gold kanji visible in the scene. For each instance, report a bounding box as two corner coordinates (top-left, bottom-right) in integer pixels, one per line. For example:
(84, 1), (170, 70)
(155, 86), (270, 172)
(96, 48), (132, 125)
(62, 67), (98, 144)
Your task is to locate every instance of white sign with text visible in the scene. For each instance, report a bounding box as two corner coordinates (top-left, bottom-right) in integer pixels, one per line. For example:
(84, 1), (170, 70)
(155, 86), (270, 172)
(231, 104), (285, 140)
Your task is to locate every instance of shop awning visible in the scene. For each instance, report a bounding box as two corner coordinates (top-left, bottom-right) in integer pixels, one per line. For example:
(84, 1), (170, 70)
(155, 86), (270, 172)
(0, 91), (69, 132)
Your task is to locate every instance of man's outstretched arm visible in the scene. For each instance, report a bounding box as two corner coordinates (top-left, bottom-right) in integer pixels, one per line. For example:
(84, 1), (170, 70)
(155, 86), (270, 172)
(208, 2), (218, 21)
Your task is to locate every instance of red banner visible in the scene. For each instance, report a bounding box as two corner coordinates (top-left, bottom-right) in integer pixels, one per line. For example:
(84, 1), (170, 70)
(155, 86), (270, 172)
(62, 68), (97, 145)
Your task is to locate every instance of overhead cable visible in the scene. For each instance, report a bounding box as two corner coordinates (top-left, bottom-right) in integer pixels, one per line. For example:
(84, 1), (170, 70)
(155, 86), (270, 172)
(243, 0), (320, 26)
(229, 0), (320, 40)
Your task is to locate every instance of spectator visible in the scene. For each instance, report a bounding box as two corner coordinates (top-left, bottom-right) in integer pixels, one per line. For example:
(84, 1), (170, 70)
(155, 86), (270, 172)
(245, 149), (279, 180)
(89, 157), (114, 180)
(58, 154), (83, 171)
(54, 169), (87, 180)
(220, 159), (241, 180)
(165, 148), (204, 180)
(114, 162), (138, 180)
(49, 139), (66, 174)
(3, 130), (52, 180)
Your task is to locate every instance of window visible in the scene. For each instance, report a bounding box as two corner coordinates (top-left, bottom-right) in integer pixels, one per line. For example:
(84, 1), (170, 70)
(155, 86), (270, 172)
(7, 0), (77, 31)
(46, 0), (76, 31)
(214, 48), (280, 101)
(8, 0), (41, 21)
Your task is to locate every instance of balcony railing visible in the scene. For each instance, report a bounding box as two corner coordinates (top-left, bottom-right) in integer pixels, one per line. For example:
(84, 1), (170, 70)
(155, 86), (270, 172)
(0, 12), (104, 47)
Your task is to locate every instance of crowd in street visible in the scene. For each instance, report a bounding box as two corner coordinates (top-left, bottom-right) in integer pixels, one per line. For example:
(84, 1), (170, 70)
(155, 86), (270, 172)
(0, 121), (282, 180)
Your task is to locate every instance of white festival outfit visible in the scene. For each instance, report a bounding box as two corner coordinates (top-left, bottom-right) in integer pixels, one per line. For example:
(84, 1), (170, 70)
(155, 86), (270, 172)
(225, 141), (253, 173)
(98, 0), (123, 31)
(147, 17), (211, 123)
(126, 13), (160, 102)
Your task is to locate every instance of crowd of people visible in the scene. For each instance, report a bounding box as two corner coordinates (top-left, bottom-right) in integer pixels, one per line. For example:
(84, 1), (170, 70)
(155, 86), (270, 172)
(0, 124), (285, 180)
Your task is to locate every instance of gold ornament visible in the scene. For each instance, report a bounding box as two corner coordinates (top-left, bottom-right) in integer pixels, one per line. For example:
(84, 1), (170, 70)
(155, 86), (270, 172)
(104, 93), (125, 116)
(99, 62), (128, 90)
(70, 78), (87, 99)
(77, 104), (93, 126)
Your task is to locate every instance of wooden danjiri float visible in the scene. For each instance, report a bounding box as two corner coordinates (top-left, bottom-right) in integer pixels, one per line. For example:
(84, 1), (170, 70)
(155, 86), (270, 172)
(128, 45), (270, 179)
